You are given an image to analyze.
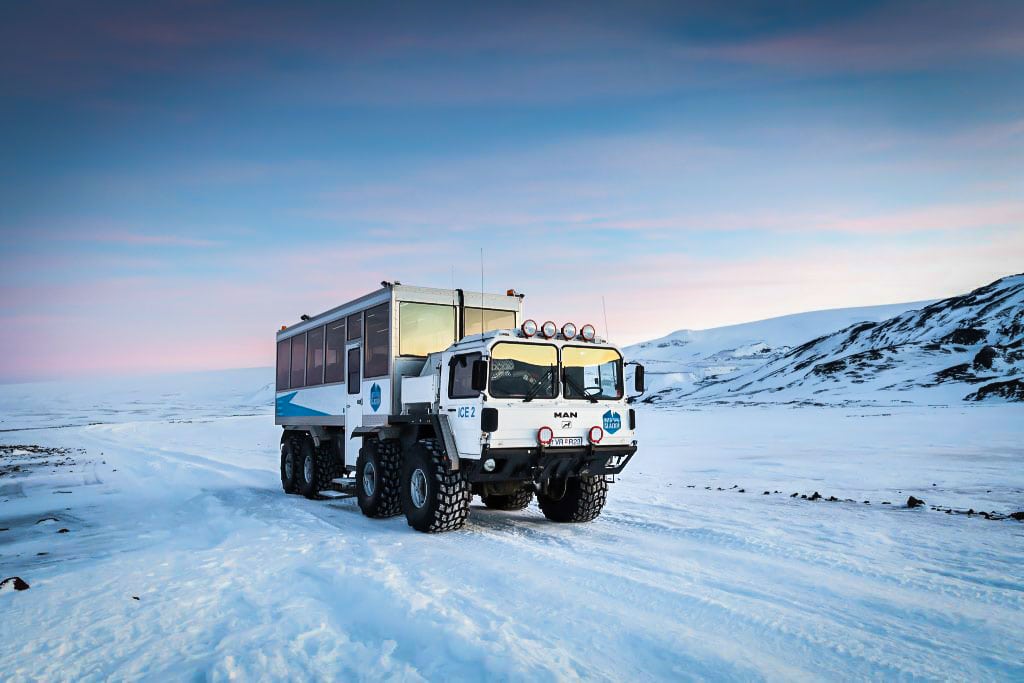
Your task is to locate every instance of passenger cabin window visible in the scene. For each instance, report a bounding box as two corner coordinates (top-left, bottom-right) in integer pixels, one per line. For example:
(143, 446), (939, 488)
(465, 307), (516, 337)
(346, 347), (360, 394)
(347, 312), (362, 340)
(324, 320), (346, 383)
(363, 304), (389, 378)
(449, 353), (482, 399)
(306, 326), (325, 386)
(399, 302), (456, 357)
(276, 339), (291, 390)
(488, 342), (558, 399)
(290, 333), (306, 388)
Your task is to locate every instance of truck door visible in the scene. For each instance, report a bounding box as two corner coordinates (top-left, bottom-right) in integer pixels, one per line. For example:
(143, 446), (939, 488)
(345, 345), (362, 467)
(443, 352), (483, 460)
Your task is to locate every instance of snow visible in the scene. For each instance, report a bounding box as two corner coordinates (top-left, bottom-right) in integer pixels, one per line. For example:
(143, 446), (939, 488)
(2, 371), (1023, 680)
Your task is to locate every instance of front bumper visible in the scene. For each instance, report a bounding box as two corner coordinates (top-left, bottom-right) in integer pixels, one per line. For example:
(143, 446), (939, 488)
(462, 442), (637, 483)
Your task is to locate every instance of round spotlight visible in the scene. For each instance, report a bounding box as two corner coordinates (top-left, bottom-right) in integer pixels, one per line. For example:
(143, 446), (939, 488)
(580, 324), (596, 342)
(561, 322), (577, 339)
(537, 426), (554, 445)
(588, 426), (604, 444)
(540, 321), (557, 339)
(483, 458), (497, 472)
(521, 319), (538, 337)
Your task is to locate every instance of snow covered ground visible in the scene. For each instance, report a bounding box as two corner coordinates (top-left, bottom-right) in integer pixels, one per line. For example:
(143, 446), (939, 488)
(2, 375), (1022, 681)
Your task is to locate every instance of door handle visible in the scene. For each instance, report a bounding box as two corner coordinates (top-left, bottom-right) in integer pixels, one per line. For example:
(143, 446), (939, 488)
(447, 408), (457, 412)
(356, 399), (363, 405)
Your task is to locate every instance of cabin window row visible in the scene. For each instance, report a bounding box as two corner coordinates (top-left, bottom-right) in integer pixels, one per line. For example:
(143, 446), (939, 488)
(276, 303), (390, 391)
(277, 303), (516, 391)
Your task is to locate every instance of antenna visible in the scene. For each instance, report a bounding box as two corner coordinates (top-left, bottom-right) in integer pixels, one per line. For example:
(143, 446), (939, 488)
(479, 247), (485, 335)
(601, 295), (610, 340)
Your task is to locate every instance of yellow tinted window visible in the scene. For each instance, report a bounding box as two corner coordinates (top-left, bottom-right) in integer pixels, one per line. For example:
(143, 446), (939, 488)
(399, 302), (456, 357)
(465, 308), (516, 337)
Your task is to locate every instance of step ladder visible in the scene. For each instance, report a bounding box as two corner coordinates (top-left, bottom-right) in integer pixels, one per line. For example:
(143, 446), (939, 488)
(318, 477), (357, 500)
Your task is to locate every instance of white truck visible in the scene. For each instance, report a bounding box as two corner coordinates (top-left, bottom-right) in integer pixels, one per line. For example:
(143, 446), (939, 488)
(275, 282), (644, 533)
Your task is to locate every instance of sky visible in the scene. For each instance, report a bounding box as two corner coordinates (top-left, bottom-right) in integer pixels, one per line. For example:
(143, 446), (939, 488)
(2, 0), (1022, 382)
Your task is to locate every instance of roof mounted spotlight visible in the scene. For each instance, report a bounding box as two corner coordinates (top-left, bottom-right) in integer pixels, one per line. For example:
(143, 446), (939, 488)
(300, 314), (310, 321)
(580, 324), (597, 342)
(521, 319), (538, 337)
(540, 321), (557, 339)
(561, 322), (577, 339)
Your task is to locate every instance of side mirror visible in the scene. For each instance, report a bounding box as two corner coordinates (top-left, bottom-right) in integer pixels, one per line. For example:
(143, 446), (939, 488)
(471, 359), (488, 392)
(480, 407), (499, 433)
(634, 364), (645, 393)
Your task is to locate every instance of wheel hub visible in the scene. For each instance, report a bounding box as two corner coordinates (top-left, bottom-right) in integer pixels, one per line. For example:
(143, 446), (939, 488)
(304, 454), (314, 484)
(410, 468), (428, 509)
(362, 460), (376, 496)
(284, 453), (293, 480)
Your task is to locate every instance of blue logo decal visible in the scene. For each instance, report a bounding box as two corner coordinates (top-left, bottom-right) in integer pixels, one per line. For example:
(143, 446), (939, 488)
(602, 410), (621, 434)
(369, 383), (382, 412)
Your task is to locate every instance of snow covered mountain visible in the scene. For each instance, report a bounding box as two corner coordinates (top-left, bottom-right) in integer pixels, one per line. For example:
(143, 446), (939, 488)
(633, 274), (1024, 406)
(625, 301), (931, 399)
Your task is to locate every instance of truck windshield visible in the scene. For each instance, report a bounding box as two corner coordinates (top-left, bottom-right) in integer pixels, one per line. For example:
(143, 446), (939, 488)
(562, 346), (624, 400)
(488, 342), (558, 399)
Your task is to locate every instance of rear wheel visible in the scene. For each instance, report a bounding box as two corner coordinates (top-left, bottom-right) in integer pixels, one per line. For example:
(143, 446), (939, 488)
(280, 437), (298, 494)
(401, 439), (471, 533)
(537, 475), (608, 523)
(356, 439), (402, 518)
(481, 487), (534, 511)
(295, 437), (318, 499)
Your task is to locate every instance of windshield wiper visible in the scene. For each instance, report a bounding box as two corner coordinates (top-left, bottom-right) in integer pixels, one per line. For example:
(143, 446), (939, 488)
(563, 372), (599, 403)
(522, 366), (556, 402)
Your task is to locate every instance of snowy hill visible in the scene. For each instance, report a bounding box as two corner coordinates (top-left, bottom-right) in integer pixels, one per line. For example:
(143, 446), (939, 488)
(626, 301), (931, 399)
(643, 274), (1024, 406)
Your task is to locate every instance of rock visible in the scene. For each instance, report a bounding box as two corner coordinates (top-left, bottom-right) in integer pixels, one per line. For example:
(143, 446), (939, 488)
(763, 491), (770, 495)
(809, 492), (821, 501)
(1010, 512), (1024, 521)
(863, 500), (870, 504)
(132, 596), (140, 601)
(57, 528), (69, 533)
(907, 496), (926, 508)
(790, 493), (798, 498)
(737, 489), (745, 493)
(0, 576), (30, 591)
(826, 496), (839, 502)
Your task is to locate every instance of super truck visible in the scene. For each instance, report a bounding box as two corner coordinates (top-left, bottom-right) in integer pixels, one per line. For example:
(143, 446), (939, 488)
(275, 282), (643, 533)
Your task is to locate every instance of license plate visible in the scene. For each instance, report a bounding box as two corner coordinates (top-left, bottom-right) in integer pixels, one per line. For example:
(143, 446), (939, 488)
(550, 436), (584, 447)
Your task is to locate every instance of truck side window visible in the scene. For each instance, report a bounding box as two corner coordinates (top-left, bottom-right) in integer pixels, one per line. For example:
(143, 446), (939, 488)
(306, 326), (325, 386)
(290, 333), (306, 388)
(276, 339), (291, 390)
(449, 353), (481, 399)
(363, 303), (389, 378)
(346, 347), (360, 394)
(324, 320), (346, 383)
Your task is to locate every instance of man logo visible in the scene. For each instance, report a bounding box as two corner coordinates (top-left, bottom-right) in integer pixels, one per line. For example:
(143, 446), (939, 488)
(553, 411), (578, 419)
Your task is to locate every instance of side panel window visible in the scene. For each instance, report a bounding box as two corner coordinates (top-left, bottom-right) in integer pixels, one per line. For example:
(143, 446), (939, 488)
(449, 353), (481, 399)
(347, 347), (360, 394)
(399, 302), (456, 357)
(363, 303), (390, 378)
(465, 308), (516, 337)
(347, 312), (362, 340)
(306, 326), (325, 386)
(324, 320), (346, 384)
(290, 333), (306, 388)
(276, 339), (291, 391)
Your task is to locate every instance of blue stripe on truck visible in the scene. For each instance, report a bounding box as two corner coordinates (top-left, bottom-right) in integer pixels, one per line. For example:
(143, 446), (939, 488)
(275, 392), (331, 417)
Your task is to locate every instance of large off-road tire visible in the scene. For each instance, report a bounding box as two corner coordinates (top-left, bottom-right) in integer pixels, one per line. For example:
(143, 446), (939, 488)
(356, 438), (402, 518)
(295, 436), (319, 499)
(401, 439), (471, 533)
(315, 441), (344, 494)
(481, 487), (534, 511)
(280, 436), (298, 494)
(537, 475), (608, 523)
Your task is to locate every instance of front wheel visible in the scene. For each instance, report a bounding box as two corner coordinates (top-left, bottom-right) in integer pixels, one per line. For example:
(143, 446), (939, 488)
(280, 437), (298, 494)
(537, 475), (608, 523)
(401, 439), (471, 533)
